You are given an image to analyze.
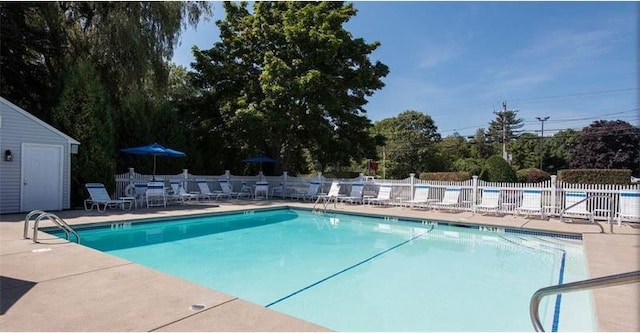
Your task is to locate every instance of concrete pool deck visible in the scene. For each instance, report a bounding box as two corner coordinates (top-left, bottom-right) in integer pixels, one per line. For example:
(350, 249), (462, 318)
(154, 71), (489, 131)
(1, 200), (638, 331)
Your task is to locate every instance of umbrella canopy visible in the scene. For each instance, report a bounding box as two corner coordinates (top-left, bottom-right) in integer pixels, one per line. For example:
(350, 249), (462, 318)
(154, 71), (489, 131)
(241, 155), (277, 172)
(120, 143), (185, 179)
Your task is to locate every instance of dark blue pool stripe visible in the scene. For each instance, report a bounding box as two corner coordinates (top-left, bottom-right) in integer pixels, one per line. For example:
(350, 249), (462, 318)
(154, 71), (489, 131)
(265, 225), (435, 308)
(552, 251), (566, 332)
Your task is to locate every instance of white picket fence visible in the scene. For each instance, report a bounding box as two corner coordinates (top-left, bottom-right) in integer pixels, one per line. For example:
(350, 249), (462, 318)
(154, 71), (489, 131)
(113, 168), (639, 222)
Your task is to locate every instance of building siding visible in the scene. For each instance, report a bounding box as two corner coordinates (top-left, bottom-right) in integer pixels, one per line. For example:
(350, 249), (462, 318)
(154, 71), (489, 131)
(0, 97), (78, 214)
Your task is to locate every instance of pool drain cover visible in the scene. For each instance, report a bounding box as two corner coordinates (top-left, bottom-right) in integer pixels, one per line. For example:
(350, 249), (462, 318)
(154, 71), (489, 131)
(190, 304), (206, 311)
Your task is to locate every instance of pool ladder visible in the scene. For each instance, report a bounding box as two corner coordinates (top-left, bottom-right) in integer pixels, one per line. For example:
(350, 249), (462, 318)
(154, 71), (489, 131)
(312, 195), (338, 212)
(24, 210), (80, 243)
(529, 270), (640, 332)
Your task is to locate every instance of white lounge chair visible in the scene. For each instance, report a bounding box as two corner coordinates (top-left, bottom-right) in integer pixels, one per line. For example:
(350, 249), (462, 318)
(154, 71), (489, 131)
(561, 191), (594, 223)
(473, 188), (501, 215)
(364, 184), (392, 206)
(146, 181), (167, 208)
(291, 181), (321, 201)
(340, 183), (365, 204)
(254, 181), (270, 199)
(431, 187), (461, 211)
(84, 183), (131, 212)
(616, 190), (640, 225)
(169, 180), (198, 204)
(195, 180), (219, 201)
(215, 180), (236, 200)
(515, 189), (545, 219)
(402, 185), (437, 208)
(314, 181), (341, 208)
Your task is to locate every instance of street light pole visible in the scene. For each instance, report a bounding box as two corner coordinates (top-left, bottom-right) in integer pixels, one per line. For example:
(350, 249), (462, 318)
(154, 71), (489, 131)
(535, 116), (549, 170)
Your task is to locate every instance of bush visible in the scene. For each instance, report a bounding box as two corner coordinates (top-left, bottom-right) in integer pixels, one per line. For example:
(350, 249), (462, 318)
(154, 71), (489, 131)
(479, 155), (517, 182)
(419, 172), (471, 181)
(558, 169), (632, 184)
(452, 158), (483, 176)
(516, 168), (551, 183)
(322, 171), (361, 179)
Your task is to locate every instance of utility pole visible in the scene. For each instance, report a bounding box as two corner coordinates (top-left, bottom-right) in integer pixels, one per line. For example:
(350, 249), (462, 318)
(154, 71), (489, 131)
(494, 101), (509, 161)
(535, 116), (549, 170)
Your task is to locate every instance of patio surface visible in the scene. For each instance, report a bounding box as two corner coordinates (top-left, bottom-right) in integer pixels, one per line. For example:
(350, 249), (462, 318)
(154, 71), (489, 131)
(1, 200), (638, 331)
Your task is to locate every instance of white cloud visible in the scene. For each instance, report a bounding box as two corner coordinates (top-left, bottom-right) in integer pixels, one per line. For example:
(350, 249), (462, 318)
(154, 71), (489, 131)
(417, 42), (464, 69)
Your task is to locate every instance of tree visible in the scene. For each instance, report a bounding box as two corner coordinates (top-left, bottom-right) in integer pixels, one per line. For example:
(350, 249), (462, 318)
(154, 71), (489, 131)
(570, 120), (640, 174)
(479, 155), (517, 182)
(437, 133), (470, 170)
(372, 110), (441, 178)
(508, 133), (539, 170)
(469, 128), (496, 159)
(53, 61), (115, 207)
(487, 109), (524, 157)
(545, 129), (580, 173)
(189, 1), (388, 173)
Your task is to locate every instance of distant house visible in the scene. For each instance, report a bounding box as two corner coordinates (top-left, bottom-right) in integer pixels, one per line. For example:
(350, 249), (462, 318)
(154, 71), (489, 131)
(0, 97), (80, 214)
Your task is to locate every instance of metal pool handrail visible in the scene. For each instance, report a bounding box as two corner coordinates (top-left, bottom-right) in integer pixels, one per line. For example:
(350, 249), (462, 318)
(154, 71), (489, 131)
(530, 270), (640, 332)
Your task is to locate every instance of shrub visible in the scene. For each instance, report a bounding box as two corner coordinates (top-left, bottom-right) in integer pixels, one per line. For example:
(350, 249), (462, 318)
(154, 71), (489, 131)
(558, 169), (632, 184)
(419, 172), (471, 181)
(479, 155), (517, 182)
(452, 158), (483, 176)
(516, 168), (551, 183)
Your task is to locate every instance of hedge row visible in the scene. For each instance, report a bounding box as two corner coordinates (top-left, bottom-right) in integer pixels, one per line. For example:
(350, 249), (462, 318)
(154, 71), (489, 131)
(557, 169), (632, 184)
(419, 171), (471, 182)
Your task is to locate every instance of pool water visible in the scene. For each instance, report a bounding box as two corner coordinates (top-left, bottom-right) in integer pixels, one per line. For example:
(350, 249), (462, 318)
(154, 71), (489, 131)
(48, 208), (596, 331)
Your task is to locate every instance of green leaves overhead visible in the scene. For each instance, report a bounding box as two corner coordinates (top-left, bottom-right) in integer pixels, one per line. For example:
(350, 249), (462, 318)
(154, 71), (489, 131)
(190, 1), (389, 172)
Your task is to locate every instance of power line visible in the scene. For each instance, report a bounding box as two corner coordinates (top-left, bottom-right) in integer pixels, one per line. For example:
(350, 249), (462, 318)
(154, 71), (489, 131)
(509, 88), (638, 104)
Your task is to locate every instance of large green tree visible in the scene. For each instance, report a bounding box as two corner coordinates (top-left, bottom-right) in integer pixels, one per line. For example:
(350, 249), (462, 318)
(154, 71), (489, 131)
(570, 120), (640, 174)
(1, 2), (211, 201)
(508, 133), (539, 170)
(469, 128), (496, 159)
(487, 109), (524, 158)
(545, 129), (580, 173)
(189, 1), (388, 174)
(372, 110), (441, 178)
(437, 133), (470, 171)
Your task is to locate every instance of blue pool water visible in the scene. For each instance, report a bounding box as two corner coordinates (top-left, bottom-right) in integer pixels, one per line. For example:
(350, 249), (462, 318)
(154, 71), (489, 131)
(48, 208), (596, 331)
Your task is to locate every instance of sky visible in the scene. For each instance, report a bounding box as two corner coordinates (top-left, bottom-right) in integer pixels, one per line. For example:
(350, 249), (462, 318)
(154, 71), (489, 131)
(171, 1), (639, 139)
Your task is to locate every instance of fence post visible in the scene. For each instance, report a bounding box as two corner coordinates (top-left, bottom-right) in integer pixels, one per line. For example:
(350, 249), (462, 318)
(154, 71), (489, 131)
(472, 175), (478, 208)
(283, 171), (288, 197)
(409, 173), (415, 201)
(550, 175), (557, 216)
(126, 167), (135, 197)
(317, 172), (324, 192)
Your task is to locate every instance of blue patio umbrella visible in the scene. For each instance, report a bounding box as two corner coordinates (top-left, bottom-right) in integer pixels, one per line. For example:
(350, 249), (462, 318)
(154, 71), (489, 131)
(120, 143), (185, 179)
(241, 155), (277, 172)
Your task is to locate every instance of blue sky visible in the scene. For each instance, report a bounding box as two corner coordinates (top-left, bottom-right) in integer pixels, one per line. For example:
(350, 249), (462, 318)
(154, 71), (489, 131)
(172, 1), (638, 138)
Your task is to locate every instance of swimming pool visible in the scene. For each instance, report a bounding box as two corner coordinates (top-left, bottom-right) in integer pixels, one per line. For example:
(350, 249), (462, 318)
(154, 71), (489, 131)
(48, 208), (596, 331)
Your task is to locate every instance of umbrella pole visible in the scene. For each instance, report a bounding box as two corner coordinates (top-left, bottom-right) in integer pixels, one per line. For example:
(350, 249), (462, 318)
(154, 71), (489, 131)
(153, 155), (157, 181)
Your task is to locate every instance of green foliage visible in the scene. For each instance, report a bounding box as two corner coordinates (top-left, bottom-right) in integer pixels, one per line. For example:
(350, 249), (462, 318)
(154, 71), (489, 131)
(509, 133), (541, 170)
(372, 110), (442, 178)
(516, 168), (551, 183)
(558, 169), (632, 184)
(469, 128), (497, 159)
(545, 129), (580, 174)
(479, 155), (517, 182)
(437, 133), (470, 171)
(452, 158), (484, 176)
(190, 1), (388, 174)
(419, 172), (471, 182)
(53, 61), (116, 206)
(570, 120), (640, 175)
(487, 109), (524, 146)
